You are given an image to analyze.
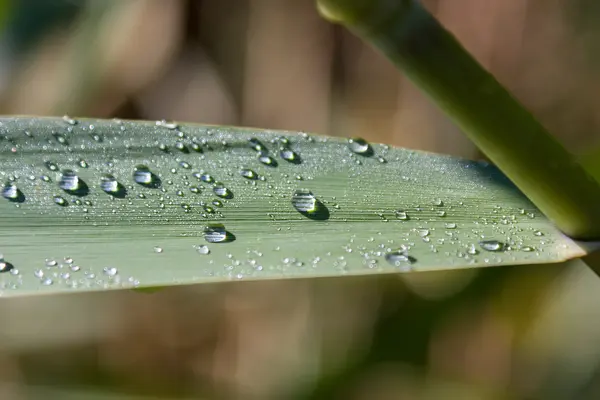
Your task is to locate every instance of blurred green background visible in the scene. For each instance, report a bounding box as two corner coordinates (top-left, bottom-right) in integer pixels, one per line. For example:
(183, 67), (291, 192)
(2, 1), (600, 399)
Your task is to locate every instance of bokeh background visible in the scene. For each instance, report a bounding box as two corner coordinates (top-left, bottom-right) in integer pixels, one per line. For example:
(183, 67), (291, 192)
(2, 0), (600, 399)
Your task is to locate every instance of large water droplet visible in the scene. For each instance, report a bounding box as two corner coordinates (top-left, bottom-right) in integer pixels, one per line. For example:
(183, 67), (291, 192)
(348, 138), (373, 156)
(100, 174), (127, 198)
(2, 182), (25, 203)
(0, 260), (14, 273)
(204, 224), (235, 243)
(291, 190), (330, 220)
(59, 169), (89, 196)
(479, 240), (506, 252)
(133, 165), (161, 188)
(213, 183), (233, 199)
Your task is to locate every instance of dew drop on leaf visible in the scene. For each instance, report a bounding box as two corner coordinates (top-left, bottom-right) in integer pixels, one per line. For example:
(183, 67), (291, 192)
(291, 190), (330, 220)
(240, 168), (258, 180)
(384, 250), (416, 268)
(479, 240), (506, 252)
(204, 224), (235, 243)
(213, 183), (233, 199)
(348, 138), (373, 156)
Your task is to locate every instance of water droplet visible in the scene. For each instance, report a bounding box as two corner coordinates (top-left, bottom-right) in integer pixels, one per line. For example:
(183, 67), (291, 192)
(258, 153), (278, 167)
(179, 161), (191, 169)
(62, 115), (78, 125)
(103, 266), (118, 276)
(395, 210), (409, 221)
(33, 269), (44, 278)
(240, 168), (258, 180)
(175, 142), (189, 153)
(384, 250), (416, 268)
(54, 195), (68, 207)
(533, 230), (544, 237)
(212, 199), (223, 207)
(291, 190), (330, 220)
(100, 174), (127, 197)
(418, 229), (430, 237)
(0, 261), (13, 273)
(248, 138), (266, 152)
(59, 169), (89, 196)
(204, 224), (235, 243)
(45, 161), (59, 171)
(156, 120), (178, 130)
(467, 244), (479, 255)
(198, 173), (214, 183)
(280, 148), (301, 164)
(2, 182), (25, 203)
(153, 246), (163, 253)
(434, 199), (444, 207)
(445, 223), (457, 229)
(213, 183), (233, 199)
(133, 165), (161, 188)
(53, 133), (69, 145)
(479, 240), (506, 252)
(521, 246), (535, 252)
(196, 245), (210, 255)
(348, 138), (373, 156)
(41, 278), (53, 286)
(78, 159), (89, 168)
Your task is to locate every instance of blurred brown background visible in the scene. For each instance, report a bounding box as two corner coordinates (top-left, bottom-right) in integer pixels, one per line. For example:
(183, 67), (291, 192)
(2, 0), (600, 399)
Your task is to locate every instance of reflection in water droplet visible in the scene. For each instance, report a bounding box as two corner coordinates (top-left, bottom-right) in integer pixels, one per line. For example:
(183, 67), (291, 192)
(54, 195), (68, 206)
(196, 245), (210, 255)
(213, 183), (233, 199)
(291, 190), (330, 220)
(2, 182), (25, 203)
(384, 250), (416, 268)
(133, 165), (161, 188)
(348, 138), (373, 156)
(59, 169), (89, 196)
(100, 174), (127, 197)
(240, 169), (258, 180)
(204, 224), (235, 243)
(479, 240), (506, 252)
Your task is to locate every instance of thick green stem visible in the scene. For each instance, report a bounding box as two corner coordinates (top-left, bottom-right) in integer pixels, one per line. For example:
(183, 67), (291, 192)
(318, 0), (600, 240)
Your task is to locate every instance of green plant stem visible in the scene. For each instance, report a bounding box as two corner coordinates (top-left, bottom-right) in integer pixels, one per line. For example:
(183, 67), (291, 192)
(317, 0), (600, 240)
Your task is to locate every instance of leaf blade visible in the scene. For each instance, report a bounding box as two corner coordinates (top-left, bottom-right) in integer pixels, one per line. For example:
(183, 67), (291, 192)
(0, 117), (588, 297)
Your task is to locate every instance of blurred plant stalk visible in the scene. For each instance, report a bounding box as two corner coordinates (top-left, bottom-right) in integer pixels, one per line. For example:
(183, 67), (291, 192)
(317, 0), (600, 241)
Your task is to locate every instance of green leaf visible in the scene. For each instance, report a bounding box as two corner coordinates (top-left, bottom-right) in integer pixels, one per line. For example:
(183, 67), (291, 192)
(0, 117), (592, 297)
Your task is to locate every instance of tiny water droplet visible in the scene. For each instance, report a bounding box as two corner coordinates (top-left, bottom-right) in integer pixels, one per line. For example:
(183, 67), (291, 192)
(153, 246), (163, 253)
(157, 120), (178, 130)
(533, 230), (544, 237)
(467, 244), (479, 255)
(479, 240), (506, 252)
(78, 159), (89, 168)
(445, 223), (457, 229)
(521, 246), (535, 252)
(62, 115), (78, 125)
(348, 138), (373, 156)
(179, 161), (191, 169)
(248, 138), (266, 152)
